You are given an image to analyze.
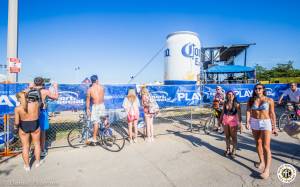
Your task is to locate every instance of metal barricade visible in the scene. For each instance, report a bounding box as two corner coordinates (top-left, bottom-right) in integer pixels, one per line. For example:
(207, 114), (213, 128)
(0, 114), (21, 157)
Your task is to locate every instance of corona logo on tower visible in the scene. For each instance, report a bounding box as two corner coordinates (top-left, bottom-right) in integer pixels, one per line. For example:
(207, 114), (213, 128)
(164, 31), (201, 85)
(181, 42), (200, 63)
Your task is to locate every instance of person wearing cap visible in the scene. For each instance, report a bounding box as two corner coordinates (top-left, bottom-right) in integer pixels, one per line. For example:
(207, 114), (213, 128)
(213, 86), (225, 133)
(86, 75), (105, 144)
(219, 90), (241, 159)
(32, 77), (59, 157)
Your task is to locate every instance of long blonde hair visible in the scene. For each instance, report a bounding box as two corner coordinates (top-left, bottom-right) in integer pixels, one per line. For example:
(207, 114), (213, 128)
(140, 87), (149, 97)
(127, 89), (137, 103)
(16, 91), (28, 113)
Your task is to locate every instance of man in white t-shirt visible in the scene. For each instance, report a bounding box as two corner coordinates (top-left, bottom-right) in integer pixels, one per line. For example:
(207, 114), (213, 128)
(279, 83), (300, 117)
(279, 83), (300, 104)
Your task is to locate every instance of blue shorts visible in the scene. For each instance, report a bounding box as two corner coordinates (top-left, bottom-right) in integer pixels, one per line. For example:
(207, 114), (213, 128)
(39, 109), (49, 131)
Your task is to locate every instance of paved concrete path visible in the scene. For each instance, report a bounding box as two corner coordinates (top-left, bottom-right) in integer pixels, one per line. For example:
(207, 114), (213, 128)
(1, 124), (299, 187)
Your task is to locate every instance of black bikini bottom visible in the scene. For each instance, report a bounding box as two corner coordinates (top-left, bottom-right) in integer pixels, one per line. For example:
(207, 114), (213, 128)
(20, 120), (40, 133)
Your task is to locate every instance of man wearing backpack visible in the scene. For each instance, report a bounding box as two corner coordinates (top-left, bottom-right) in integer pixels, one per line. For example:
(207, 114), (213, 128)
(32, 77), (59, 157)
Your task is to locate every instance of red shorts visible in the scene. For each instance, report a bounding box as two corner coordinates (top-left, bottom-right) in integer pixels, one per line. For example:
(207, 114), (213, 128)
(222, 114), (238, 127)
(127, 113), (139, 122)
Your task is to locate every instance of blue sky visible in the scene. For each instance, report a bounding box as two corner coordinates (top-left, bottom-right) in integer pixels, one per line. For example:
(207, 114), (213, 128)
(0, 0), (300, 84)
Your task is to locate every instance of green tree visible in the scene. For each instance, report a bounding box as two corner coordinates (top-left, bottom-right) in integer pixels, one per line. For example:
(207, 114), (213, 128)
(256, 61), (300, 81)
(255, 64), (269, 80)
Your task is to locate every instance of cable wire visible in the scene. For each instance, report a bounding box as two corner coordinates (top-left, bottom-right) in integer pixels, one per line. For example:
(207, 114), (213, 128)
(128, 44), (165, 83)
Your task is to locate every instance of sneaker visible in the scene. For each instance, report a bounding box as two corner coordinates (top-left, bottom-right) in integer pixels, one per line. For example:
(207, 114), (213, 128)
(23, 165), (30, 172)
(224, 149), (230, 157)
(151, 137), (154, 142)
(90, 142), (97, 146)
(35, 159), (45, 168)
(133, 139), (137, 143)
(40, 150), (48, 157)
(129, 139), (133, 144)
(218, 128), (224, 134)
(88, 138), (97, 143)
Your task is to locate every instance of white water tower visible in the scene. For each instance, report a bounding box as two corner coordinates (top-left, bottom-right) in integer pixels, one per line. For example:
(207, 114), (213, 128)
(164, 31), (201, 85)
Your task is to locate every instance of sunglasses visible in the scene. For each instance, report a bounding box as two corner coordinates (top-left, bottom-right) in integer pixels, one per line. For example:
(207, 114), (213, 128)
(290, 85), (296, 87)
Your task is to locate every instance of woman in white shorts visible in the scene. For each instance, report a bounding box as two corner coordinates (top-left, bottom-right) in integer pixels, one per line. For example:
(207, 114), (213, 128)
(246, 84), (278, 179)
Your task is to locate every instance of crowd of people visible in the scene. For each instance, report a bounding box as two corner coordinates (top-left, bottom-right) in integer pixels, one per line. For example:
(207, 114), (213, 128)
(85, 75), (159, 145)
(13, 75), (299, 180)
(212, 82), (299, 179)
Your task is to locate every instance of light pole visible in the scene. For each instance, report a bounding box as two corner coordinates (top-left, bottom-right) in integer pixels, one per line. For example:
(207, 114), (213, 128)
(7, 0), (19, 82)
(75, 66), (80, 83)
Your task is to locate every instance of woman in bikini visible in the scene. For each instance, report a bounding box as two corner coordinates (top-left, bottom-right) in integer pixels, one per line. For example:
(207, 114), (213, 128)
(14, 91), (42, 171)
(246, 83), (278, 179)
(220, 91), (241, 158)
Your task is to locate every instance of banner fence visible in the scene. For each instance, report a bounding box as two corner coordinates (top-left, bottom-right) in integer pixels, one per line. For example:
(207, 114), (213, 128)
(0, 83), (293, 155)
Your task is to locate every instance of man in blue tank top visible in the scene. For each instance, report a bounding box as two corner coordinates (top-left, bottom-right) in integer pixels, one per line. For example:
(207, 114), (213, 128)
(33, 77), (59, 157)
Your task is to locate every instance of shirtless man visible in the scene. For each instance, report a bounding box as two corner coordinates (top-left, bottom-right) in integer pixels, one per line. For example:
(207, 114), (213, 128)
(86, 75), (105, 143)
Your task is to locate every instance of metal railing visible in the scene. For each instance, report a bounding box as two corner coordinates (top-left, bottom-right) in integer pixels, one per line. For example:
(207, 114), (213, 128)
(1, 105), (214, 155)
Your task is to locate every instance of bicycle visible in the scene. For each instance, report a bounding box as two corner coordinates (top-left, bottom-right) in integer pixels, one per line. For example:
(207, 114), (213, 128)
(204, 107), (221, 134)
(278, 102), (300, 131)
(67, 113), (125, 152)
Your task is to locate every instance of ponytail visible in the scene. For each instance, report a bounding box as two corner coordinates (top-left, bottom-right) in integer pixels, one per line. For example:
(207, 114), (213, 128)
(16, 91), (28, 113)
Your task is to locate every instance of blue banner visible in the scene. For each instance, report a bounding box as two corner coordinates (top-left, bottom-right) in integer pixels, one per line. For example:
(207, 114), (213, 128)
(202, 84), (290, 103)
(104, 84), (136, 109)
(48, 84), (88, 112)
(146, 85), (201, 107)
(0, 83), (28, 115)
(0, 83), (295, 115)
(48, 84), (136, 111)
(0, 83), (136, 115)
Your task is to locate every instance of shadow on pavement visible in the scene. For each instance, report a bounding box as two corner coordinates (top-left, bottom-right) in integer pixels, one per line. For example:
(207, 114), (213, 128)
(0, 164), (17, 176)
(166, 129), (262, 178)
(206, 131), (300, 162)
(167, 129), (300, 178)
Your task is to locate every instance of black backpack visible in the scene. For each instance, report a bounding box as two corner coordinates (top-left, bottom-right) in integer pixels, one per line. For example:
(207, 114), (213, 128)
(27, 88), (43, 108)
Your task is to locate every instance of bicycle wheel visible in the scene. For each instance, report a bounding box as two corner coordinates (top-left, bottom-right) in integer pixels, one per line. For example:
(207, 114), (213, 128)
(67, 127), (88, 148)
(204, 114), (215, 134)
(100, 125), (125, 152)
(278, 113), (290, 131)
